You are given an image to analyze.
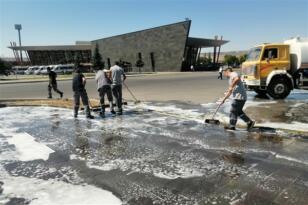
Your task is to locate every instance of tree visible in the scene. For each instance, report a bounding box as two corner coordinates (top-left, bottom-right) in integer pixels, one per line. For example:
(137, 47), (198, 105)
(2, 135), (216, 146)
(239, 54), (248, 65)
(92, 43), (104, 70)
(135, 59), (144, 73)
(224, 55), (239, 67)
(208, 53), (212, 63)
(197, 56), (212, 65)
(74, 52), (82, 68)
(0, 58), (11, 76)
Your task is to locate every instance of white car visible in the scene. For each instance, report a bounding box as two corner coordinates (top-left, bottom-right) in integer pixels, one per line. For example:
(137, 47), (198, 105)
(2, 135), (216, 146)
(40, 67), (49, 75)
(12, 66), (28, 75)
(34, 66), (46, 75)
(25, 66), (40, 75)
(52, 64), (74, 74)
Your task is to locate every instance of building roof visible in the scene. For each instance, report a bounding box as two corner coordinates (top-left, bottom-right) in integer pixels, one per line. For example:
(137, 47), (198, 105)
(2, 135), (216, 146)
(92, 20), (191, 42)
(186, 37), (229, 48)
(8, 44), (91, 51)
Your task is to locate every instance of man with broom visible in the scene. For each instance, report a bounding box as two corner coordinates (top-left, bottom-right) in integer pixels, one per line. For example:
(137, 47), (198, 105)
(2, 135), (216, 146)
(221, 67), (255, 130)
(95, 67), (116, 117)
(110, 61), (126, 115)
(72, 67), (94, 119)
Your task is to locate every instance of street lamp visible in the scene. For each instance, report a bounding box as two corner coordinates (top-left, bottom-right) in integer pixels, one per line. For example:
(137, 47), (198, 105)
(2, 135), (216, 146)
(14, 24), (23, 63)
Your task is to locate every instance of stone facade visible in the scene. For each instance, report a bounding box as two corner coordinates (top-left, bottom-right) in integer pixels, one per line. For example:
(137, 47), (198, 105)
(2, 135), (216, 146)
(91, 21), (191, 72)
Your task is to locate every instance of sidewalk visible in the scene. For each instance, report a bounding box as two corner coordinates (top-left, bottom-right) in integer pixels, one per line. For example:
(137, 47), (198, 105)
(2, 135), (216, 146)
(0, 72), (159, 84)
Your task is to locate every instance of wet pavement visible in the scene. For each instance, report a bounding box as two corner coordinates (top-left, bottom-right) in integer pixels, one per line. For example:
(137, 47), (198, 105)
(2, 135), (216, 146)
(0, 90), (308, 205)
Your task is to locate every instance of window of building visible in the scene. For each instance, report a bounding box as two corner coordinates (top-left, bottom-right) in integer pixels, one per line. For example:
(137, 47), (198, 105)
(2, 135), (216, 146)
(150, 52), (155, 72)
(138, 52), (142, 60)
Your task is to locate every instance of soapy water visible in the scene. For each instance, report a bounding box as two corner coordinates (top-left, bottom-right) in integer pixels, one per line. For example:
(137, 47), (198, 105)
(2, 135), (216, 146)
(0, 93), (308, 204)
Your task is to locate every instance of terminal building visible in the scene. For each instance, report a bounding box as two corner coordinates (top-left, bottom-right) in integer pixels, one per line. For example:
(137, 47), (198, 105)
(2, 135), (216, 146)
(8, 20), (228, 72)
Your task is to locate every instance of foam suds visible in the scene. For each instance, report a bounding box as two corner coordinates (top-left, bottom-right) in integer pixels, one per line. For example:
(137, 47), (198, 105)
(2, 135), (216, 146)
(8, 132), (54, 161)
(132, 103), (203, 121)
(244, 100), (276, 108)
(1, 172), (122, 205)
(0, 107), (122, 204)
(139, 100), (308, 132)
(275, 154), (308, 166)
(0, 127), (54, 161)
(257, 121), (308, 132)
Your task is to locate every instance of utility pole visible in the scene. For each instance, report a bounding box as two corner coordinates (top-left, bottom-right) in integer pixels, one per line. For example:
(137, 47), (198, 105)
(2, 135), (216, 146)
(14, 24), (23, 63)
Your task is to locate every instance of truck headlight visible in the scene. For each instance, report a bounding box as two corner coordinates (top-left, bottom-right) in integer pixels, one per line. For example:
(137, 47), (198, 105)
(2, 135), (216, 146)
(242, 65), (257, 77)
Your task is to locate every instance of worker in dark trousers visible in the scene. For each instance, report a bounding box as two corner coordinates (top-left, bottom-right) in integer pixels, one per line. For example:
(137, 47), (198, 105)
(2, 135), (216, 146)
(72, 68), (94, 119)
(95, 67), (115, 117)
(47, 67), (63, 99)
(221, 67), (255, 130)
(110, 61), (126, 115)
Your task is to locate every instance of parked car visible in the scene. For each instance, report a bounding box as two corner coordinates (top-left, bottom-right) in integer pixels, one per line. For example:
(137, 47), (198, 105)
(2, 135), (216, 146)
(52, 64), (74, 74)
(25, 66), (40, 75)
(40, 66), (52, 75)
(11, 66), (28, 75)
(34, 66), (46, 75)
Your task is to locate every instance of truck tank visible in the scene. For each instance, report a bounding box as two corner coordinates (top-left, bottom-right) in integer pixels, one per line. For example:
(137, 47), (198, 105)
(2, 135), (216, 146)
(284, 37), (308, 74)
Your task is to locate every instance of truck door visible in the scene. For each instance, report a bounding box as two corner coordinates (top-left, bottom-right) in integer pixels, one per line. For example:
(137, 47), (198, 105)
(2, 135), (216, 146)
(260, 47), (278, 79)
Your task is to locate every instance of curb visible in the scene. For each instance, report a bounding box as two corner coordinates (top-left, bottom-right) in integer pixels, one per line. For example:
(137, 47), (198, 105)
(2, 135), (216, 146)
(0, 73), (159, 85)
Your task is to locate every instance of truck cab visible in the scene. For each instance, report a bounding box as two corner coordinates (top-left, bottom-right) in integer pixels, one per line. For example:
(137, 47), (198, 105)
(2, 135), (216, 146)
(242, 44), (293, 99)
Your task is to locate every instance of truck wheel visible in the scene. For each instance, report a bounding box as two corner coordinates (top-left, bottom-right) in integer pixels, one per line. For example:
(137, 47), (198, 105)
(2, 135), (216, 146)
(267, 78), (290, 99)
(254, 89), (267, 96)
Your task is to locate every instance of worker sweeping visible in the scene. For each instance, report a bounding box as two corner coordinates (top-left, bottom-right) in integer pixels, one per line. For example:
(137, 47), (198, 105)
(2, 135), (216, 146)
(221, 67), (255, 130)
(72, 67), (94, 119)
(110, 61), (126, 115)
(95, 67), (116, 117)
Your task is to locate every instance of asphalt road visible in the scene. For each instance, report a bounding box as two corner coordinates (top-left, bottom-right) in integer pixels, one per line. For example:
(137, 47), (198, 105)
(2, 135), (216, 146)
(0, 72), (227, 104)
(1, 104), (308, 204)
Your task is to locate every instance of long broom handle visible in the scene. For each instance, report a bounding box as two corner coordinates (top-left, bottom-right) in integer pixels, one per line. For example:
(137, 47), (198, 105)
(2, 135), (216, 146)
(123, 82), (139, 102)
(211, 102), (223, 119)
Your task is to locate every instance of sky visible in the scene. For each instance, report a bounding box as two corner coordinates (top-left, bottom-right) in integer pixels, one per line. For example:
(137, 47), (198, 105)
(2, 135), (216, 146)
(0, 0), (308, 57)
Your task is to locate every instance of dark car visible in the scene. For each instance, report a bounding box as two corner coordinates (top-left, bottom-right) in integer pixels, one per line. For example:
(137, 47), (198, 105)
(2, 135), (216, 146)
(0, 69), (10, 76)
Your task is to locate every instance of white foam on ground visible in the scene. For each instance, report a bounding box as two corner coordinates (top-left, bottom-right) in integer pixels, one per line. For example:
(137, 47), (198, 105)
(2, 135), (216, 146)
(0, 127), (54, 161)
(129, 100), (308, 132)
(0, 171), (122, 205)
(9, 132), (54, 161)
(0, 106), (122, 204)
(193, 143), (308, 167)
(257, 121), (308, 132)
(244, 100), (276, 108)
(85, 156), (205, 180)
(289, 102), (305, 108)
(132, 103), (203, 121)
(275, 154), (308, 166)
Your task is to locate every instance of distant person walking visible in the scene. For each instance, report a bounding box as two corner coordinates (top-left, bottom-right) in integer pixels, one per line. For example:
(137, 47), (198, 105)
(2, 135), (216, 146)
(95, 67), (115, 117)
(218, 66), (223, 80)
(47, 67), (63, 99)
(72, 68), (94, 119)
(190, 65), (195, 72)
(110, 61), (126, 115)
(221, 67), (254, 130)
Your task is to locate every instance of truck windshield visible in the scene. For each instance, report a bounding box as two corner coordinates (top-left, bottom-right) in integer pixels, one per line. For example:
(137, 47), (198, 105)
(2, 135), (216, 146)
(246, 47), (262, 61)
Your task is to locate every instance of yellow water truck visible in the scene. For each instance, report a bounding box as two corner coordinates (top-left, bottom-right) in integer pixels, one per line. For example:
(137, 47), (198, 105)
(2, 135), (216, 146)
(241, 37), (308, 99)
